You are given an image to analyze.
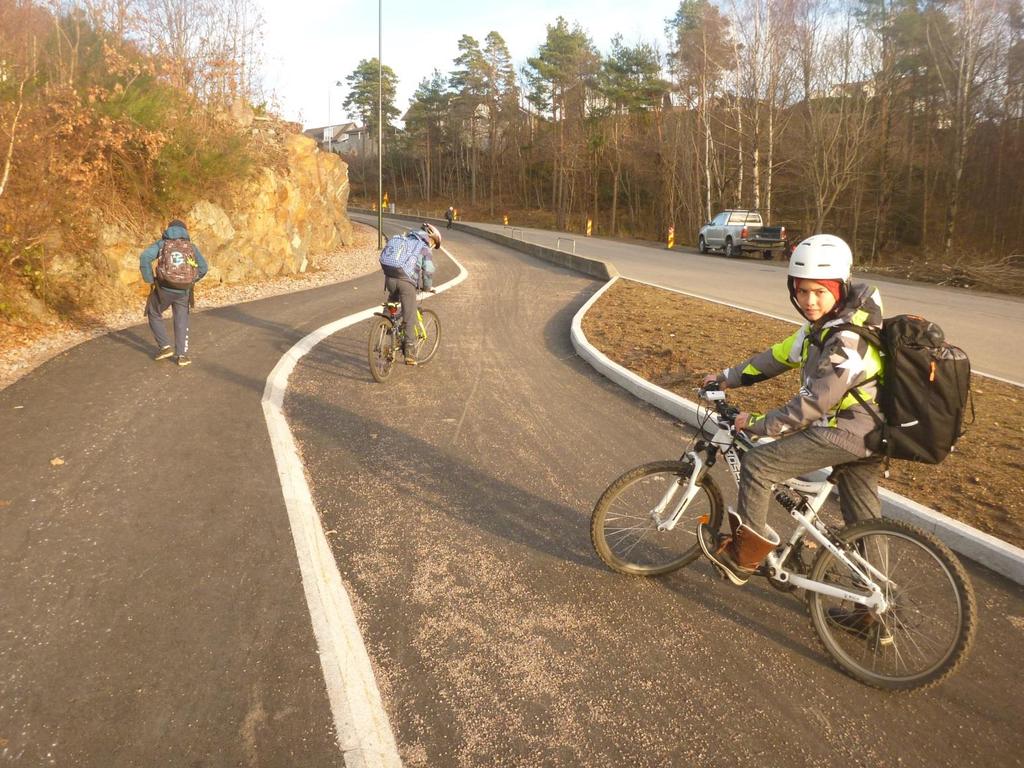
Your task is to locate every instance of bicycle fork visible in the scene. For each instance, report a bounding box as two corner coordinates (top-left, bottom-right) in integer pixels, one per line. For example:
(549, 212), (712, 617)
(655, 452), (708, 532)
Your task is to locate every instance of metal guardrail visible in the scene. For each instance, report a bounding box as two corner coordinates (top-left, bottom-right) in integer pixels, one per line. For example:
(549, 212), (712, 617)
(556, 237), (577, 255)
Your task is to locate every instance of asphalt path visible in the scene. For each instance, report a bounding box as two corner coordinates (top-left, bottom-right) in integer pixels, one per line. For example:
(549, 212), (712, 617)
(289, 221), (1024, 767)
(467, 221), (1024, 383)
(0, 261), (431, 765)
(2, 219), (1023, 766)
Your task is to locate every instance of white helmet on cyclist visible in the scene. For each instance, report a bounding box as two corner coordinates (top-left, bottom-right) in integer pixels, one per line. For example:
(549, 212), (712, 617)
(421, 222), (442, 249)
(787, 234), (853, 314)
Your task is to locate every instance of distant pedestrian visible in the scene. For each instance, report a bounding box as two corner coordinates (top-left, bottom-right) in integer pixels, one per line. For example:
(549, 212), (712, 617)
(445, 206), (454, 229)
(139, 219), (208, 367)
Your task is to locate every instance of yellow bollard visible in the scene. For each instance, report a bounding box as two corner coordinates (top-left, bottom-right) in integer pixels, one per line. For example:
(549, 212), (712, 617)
(586, 218), (593, 237)
(503, 214), (509, 226)
(667, 226), (675, 249)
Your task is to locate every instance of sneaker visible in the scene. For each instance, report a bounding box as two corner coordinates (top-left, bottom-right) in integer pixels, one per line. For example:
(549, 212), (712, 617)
(826, 606), (894, 647)
(153, 346), (174, 361)
(176, 355), (192, 367)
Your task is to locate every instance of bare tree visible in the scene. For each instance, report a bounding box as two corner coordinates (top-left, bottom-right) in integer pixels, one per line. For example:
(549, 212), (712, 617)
(0, 74), (26, 200)
(794, 1), (877, 233)
(927, 0), (1003, 256)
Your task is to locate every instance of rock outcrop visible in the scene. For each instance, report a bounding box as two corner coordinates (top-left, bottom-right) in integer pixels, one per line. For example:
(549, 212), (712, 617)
(103, 133), (353, 291)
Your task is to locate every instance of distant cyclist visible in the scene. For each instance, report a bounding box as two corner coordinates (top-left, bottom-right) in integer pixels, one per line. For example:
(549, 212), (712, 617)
(698, 235), (887, 615)
(378, 223), (440, 365)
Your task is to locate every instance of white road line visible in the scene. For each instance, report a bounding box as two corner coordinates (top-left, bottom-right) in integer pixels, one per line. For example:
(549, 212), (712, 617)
(261, 245), (468, 767)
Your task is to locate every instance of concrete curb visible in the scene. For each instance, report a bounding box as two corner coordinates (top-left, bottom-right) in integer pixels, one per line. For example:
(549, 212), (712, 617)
(569, 276), (1024, 585)
(349, 208), (618, 281)
(350, 208), (1024, 585)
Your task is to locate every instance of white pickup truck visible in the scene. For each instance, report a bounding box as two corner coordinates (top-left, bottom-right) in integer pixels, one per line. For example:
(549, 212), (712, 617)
(697, 210), (789, 259)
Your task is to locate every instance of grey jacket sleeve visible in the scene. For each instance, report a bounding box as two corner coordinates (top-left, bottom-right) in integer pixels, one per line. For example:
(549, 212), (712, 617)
(721, 325), (807, 389)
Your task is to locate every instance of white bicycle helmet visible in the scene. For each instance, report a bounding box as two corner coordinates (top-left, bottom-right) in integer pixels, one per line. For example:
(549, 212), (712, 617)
(421, 222), (442, 249)
(787, 234), (853, 313)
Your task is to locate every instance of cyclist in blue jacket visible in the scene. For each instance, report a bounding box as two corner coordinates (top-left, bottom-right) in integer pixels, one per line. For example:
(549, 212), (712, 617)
(380, 223), (440, 364)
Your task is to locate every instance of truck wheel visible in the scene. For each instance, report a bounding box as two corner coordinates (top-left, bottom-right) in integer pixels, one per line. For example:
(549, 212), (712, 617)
(699, 236), (708, 254)
(725, 238), (736, 258)
(763, 250), (774, 260)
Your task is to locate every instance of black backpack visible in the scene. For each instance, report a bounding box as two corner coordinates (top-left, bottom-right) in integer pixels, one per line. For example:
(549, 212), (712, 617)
(839, 315), (973, 464)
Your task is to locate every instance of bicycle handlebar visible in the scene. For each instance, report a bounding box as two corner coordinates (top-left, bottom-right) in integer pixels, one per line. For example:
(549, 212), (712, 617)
(697, 384), (741, 423)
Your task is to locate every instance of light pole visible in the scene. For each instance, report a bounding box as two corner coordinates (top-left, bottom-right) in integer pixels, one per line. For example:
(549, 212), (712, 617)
(327, 80), (342, 154)
(377, 0), (383, 248)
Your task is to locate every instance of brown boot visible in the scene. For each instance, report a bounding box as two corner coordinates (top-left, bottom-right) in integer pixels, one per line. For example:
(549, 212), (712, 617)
(698, 510), (780, 586)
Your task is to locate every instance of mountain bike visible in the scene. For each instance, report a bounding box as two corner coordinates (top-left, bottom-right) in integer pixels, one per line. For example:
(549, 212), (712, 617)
(590, 385), (976, 690)
(367, 300), (441, 382)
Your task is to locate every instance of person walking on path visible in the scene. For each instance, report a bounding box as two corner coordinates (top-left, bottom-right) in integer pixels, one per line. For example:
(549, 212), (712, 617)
(445, 206), (455, 229)
(139, 219), (208, 366)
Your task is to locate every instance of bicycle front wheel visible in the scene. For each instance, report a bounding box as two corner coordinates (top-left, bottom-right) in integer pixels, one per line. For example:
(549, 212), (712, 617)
(368, 318), (397, 382)
(590, 460), (724, 576)
(415, 309), (441, 364)
(807, 518), (976, 691)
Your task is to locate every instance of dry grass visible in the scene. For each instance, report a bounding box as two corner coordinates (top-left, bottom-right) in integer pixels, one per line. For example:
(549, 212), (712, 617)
(583, 278), (1024, 550)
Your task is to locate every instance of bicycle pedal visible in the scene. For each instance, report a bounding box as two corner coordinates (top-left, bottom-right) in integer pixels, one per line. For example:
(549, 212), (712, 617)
(706, 559), (728, 580)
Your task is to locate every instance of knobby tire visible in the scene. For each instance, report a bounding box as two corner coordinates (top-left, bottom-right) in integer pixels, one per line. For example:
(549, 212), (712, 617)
(590, 460), (724, 576)
(806, 518), (976, 691)
(368, 318), (396, 382)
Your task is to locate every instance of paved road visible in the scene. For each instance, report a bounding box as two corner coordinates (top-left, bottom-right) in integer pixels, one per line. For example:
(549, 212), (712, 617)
(467, 221), (1024, 383)
(292, 220), (1024, 767)
(2, 219), (1022, 766)
(0, 269), (421, 765)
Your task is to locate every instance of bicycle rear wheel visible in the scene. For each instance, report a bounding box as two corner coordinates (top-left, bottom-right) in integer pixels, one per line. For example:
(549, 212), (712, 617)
(590, 460), (724, 576)
(807, 518), (976, 690)
(415, 309), (441, 364)
(368, 318), (397, 382)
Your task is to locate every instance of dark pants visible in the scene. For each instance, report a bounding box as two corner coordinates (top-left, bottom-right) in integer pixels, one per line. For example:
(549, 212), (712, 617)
(738, 428), (882, 536)
(146, 285), (191, 357)
(384, 276), (418, 356)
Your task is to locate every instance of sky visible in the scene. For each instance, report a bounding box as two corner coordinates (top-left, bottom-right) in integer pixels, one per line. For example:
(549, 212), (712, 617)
(259, 0), (681, 130)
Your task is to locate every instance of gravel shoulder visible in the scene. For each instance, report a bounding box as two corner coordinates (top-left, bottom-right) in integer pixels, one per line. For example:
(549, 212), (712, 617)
(582, 278), (1024, 550)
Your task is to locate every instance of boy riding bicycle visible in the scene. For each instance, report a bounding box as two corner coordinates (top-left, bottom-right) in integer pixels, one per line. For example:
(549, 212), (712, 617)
(379, 223), (441, 365)
(698, 235), (886, 599)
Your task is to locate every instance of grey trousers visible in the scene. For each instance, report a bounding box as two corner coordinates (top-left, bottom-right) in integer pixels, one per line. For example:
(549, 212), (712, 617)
(384, 276), (418, 355)
(738, 427), (882, 536)
(146, 285), (191, 357)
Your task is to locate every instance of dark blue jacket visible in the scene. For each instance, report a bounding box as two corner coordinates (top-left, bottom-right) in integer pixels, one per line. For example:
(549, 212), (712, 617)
(139, 224), (209, 293)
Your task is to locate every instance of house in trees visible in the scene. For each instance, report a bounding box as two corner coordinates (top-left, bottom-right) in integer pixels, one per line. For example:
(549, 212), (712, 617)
(302, 122), (372, 155)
